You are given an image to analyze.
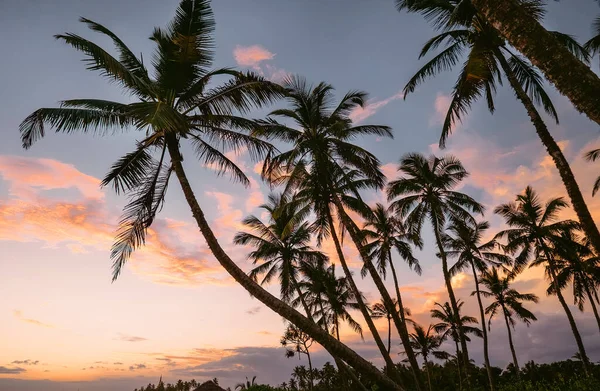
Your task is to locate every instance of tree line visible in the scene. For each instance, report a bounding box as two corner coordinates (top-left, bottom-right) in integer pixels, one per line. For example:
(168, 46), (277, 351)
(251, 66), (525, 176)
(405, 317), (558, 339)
(19, 1), (600, 390)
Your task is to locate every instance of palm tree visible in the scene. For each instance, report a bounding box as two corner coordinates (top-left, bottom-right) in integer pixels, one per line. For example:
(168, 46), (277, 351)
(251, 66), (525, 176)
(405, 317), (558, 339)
(443, 219), (510, 390)
(584, 16), (600, 69)
(19, 2), (399, 388)
(536, 230), (600, 334)
(495, 186), (591, 374)
(431, 300), (483, 388)
(234, 193), (326, 314)
(235, 376), (257, 390)
(387, 152), (484, 377)
(479, 268), (539, 377)
(396, 0), (600, 258)
(371, 299), (414, 354)
(299, 264), (363, 341)
(407, 324), (449, 391)
(257, 76), (422, 387)
(468, 0), (600, 127)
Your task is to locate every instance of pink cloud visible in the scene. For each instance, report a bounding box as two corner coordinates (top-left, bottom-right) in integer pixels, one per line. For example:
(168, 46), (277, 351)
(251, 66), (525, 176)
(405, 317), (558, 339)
(233, 45), (275, 68)
(348, 91), (404, 124)
(429, 92), (452, 127)
(0, 155), (103, 200)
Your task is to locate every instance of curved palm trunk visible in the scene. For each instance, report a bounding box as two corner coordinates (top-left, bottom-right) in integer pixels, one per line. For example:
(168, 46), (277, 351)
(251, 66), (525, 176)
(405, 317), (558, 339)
(333, 201), (425, 391)
(388, 248), (410, 326)
(495, 50), (600, 257)
(433, 225), (471, 387)
(472, 0), (600, 126)
(538, 243), (590, 375)
(323, 208), (401, 380)
(165, 141), (403, 391)
(471, 263), (495, 391)
(584, 283), (600, 334)
(501, 305), (520, 379)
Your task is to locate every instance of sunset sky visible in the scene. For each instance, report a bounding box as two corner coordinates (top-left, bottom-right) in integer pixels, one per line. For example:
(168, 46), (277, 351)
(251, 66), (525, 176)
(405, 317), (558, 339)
(2, 0), (600, 390)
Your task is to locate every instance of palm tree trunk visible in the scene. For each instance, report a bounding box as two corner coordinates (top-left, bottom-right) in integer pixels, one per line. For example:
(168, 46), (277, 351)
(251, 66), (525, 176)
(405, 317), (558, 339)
(165, 140), (403, 391)
(455, 339), (463, 391)
(433, 224), (471, 387)
(388, 316), (392, 354)
(539, 243), (590, 375)
(501, 306), (520, 379)
(584, 283), (600, 334)
(424, 356), (433, 391)
(388, 252), (408, 324)
(472, 0), (600, 126)
(306, 347), (314, 391)
(332, 199), (424, 391)
(323, 207), (401, 380)
(495, 50), (600, 257)
(471, 263), (495, 391)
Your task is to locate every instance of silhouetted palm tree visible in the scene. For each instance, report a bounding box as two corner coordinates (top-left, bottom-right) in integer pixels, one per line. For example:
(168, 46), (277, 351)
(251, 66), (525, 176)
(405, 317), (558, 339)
(362, 203), (422, 360)
(495, 186), (591, 374)
(408, 324), (449, 391)
(584, 16), (600, 69)
(479, 268), (539, 377)
(536, 230), (600, 334)
(257, 76), (420, 385)
(234, 193), (326, 312)
(396, 0), (600, 258)
(235, 376), (256, 390)
(444, 219), (510, 390)
(387, 152), (483, 376)
(371, 299), (414, 354)
(19, 1), (395, 385)
(431, 300), (483, 387)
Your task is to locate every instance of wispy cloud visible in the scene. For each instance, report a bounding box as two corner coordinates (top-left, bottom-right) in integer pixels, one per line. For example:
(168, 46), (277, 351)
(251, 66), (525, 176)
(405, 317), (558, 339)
(11, 360), (39, 365)
(128, 363), (147, 371)
(13, 310), (53, 328)
(0, 366), (26, 374)
(348, 91), (404, 124)
(245, 306), (262, 315)
(115, 333), (148, 343)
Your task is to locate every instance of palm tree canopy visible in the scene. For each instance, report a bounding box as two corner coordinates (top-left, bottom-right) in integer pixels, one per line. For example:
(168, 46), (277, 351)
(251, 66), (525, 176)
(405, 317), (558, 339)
(387, 153), (484, 235)
(444, 219), (511, 276)
(479, 268), (539, 330)
(19, 0), (283, 281)
(494, 186), (579, 275)
(296, 263), (364, 338)
(234, 193), (327, 302)
(371, 299), (413, 322)
(396, 0), (588, 147)
(431, 300), (483, 342)
(361, 202), (422, 278)
(408, 324), (449, 361)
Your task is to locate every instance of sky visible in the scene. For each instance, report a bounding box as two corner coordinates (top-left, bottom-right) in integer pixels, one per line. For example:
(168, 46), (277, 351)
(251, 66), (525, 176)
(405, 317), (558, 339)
(1, 0), (600, 390)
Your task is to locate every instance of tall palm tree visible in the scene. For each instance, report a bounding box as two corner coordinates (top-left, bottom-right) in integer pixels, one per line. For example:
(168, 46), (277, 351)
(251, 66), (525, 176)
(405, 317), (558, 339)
(431, 300), (483, 388)
(257, 76), (422, 388)
(443, 219), (510, 391)
(371, 299), (414, 354)
(234, 193), (326, 314)
(19, 2), (399, 388)
(299, 264), (363, 341)
(387, 152), (484, 377)
(495, 186), (591, 374)
(536, 230), (600, 334)
(467, 0), (600, 126)
(396, 0), (600, 258)
(479, 268), (539, 377)
(408, 324), (449, 391)
(363, 203), (422, 318)
(362, 203), (422, 360)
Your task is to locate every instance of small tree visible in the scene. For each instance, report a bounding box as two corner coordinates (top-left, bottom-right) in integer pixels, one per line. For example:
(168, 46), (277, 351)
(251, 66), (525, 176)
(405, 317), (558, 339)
(281, 323), (314, 390)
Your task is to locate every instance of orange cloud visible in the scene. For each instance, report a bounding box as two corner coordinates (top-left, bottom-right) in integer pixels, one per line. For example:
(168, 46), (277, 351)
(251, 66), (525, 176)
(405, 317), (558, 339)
(233, 45), (275, 68)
